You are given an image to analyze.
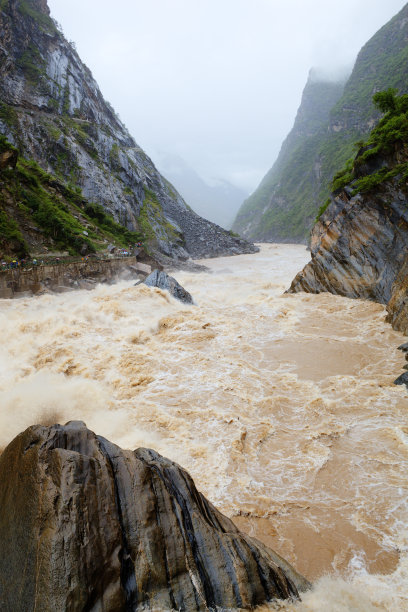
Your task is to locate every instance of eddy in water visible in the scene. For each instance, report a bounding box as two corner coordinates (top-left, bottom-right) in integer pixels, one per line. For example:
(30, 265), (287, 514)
(0, 244), (407, 610)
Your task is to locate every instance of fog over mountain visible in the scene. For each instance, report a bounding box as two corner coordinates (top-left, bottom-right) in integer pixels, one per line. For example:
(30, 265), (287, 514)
(155, 153), (248, 229)
(47, 0), (407, 196)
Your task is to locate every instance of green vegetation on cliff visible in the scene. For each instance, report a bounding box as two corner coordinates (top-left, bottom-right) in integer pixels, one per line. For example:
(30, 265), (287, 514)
(233, 3), (408, 243)
(16, 0), (58, 34)
(0, 136), (142, 258)
(321, 90), (408, 209)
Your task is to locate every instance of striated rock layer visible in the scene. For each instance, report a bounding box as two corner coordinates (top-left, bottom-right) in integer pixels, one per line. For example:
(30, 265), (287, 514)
(0, 0), (257, 260)
(288, 178), (408, 335)
(0, 421), (309, 611)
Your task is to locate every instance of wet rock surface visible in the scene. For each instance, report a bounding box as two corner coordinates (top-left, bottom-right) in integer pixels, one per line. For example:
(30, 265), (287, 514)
(0, 256), (148, 299)
(289, 185), (408, 305)
(0, 422), (309, 611)
(288, 180), (408, 326)
(142, 269), (194, 304)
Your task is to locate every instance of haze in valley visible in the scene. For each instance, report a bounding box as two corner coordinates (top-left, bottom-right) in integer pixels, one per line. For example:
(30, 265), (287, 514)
(47, 0), (406, 197)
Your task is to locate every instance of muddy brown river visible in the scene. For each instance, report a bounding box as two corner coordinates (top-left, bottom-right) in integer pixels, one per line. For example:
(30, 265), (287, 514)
(1, 244), (407, 610)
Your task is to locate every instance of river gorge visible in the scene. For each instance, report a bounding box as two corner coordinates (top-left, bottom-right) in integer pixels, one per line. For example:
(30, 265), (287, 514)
(0, 244), (407, 610)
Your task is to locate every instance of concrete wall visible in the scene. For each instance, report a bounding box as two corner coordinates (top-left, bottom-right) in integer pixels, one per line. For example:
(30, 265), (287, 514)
(0, 257), (150, 298)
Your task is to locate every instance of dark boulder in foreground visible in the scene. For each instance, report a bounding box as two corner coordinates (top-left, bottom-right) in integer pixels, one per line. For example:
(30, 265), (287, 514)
(142, 269), (194, 304)
(0, 422), (309, 612)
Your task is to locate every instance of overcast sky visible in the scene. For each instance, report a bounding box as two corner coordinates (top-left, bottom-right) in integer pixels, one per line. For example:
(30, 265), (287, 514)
(47, 0), (407, 192)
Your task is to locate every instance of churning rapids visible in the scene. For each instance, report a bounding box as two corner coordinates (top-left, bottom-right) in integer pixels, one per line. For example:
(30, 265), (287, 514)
(1, 243), (408, 611)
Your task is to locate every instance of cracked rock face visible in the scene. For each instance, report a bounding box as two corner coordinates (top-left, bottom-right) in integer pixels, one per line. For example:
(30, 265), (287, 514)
(0, 421), (309, 611)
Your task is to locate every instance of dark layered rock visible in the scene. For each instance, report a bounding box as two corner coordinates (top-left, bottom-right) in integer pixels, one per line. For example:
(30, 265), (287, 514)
(288, 180), (408, 306)
(0, 0), (257, 261)
(0, 422), (309, 611)
(142, 269), (193, 304)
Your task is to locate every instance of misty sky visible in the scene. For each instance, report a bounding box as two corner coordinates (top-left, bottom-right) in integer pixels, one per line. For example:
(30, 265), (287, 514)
(47, 0), (407, 192)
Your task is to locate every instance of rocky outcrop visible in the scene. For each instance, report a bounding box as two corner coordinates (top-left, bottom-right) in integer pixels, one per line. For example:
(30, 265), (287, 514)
(288, 181), (408, 303)
(0, 422), (309, 611)
(0, 0), (257, 260)
(288, 88), (408, 385)
(142, 269), (194, 304)
(288, 175), (408, 337)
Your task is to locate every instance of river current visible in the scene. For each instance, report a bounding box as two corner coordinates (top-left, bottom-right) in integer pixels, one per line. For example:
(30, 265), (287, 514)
(1, 244), (407, 610)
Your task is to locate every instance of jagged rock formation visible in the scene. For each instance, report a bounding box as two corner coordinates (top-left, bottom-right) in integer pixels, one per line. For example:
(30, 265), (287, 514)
(0, 421), (309, 611)
(233, 3), (408, 242)
(288, 90), (408, 340)
(288, 180), (408, 316)
(142, 269), (194, 304)
(0, 0), (257, 260)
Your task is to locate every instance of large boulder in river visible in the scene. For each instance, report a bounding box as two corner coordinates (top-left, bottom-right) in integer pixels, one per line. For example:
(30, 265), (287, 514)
(0, 422), (309, 611)
(142, 269), (193, 304)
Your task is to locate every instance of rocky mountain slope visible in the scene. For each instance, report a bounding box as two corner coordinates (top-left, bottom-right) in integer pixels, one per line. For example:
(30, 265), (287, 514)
(0, 421), (309, 611)
(0, 0), (257, 260)
(0, 134), (144, 258)
(157, 153), (248, 230)
(233, 2), (408, 243)
(288, 90), (408, 337)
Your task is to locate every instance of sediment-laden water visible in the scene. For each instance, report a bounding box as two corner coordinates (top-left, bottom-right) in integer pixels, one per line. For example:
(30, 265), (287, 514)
(0, 244), (407, 610)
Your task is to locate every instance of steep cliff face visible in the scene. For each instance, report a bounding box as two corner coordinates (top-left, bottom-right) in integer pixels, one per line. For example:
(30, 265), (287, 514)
(0, 134), (148, 258)
(0, 0), (257, 260)
(232, 73), (346, 241)
(0, 421), (309, 611)
(233, 3), (408, 243)
(288, 92), (408, 336)
(288, 180), (408, 312)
